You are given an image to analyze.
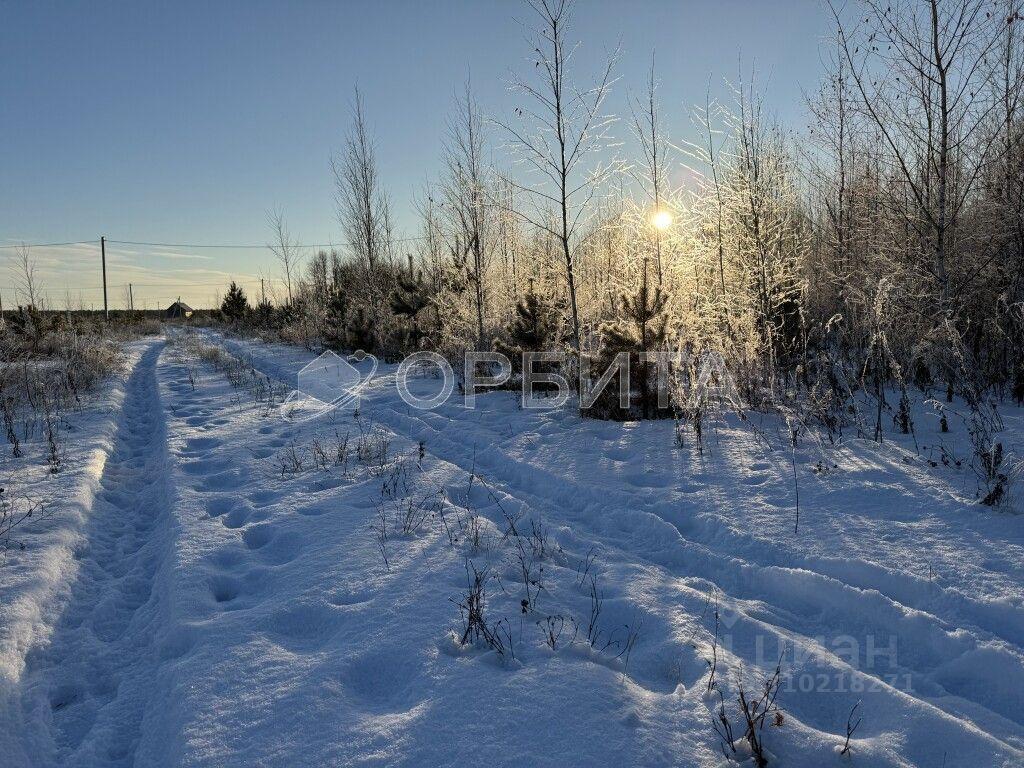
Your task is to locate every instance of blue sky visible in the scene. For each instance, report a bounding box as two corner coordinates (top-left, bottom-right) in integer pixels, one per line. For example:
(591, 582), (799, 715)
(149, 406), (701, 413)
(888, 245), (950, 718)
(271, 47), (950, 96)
(1, 0), (830, 309)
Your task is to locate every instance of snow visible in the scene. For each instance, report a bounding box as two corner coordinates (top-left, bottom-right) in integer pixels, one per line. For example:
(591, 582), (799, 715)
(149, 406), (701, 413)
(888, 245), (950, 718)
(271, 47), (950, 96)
(0, 331), (1022, 766)
(0, 344), (140, 765)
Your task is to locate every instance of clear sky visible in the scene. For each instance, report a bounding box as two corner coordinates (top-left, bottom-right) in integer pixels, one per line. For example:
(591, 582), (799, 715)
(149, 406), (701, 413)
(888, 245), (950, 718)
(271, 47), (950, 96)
(1, 0), (831, 309)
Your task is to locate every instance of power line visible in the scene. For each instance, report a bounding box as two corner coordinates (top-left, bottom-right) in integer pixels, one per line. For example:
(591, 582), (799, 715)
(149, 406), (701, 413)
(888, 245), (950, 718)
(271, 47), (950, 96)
(0, 278), (276, 293)
(1, 234), (430, 250)
(119, 236), (431, 248)
(0, 240), (97, 250)
(108, 239), (307, 249)
(107, 236), (427, 248)
(1, 230), (429, 312)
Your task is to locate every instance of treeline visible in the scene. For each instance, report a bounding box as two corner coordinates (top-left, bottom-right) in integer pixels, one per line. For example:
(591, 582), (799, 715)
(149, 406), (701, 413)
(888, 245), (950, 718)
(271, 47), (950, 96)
(216, 0), (1024, 432)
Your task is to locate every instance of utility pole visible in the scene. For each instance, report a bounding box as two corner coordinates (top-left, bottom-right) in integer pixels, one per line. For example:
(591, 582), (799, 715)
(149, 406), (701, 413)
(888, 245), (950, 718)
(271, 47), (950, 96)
(129, 283), (134, 314)
(101, 235), (109, 320)
(261, 278), (266, 305)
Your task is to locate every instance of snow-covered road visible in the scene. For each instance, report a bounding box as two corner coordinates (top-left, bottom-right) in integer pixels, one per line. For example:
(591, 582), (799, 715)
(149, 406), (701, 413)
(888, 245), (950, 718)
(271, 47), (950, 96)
(13, 342), (176, 764)
(1, 334), (1022, 767)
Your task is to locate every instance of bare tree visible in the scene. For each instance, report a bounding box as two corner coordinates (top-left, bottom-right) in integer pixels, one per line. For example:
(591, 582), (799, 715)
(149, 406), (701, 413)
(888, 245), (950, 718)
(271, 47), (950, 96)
(835, 0), (1004, 307)
(680, 91), (731, 299)
(630, 53), (672, 286)
(267, 208), (302, 306)
(805, 24), (856, 291)
(731, 77), (807, 382)
(414, 186), (447, 292)
(12, 244), (42, 310)
(498, 0), (620, 354)
(333, 86), (393, 323)
(994, 1), (1024, 297)
(494, 176), (524, 307)
(443, 79), (491, 348)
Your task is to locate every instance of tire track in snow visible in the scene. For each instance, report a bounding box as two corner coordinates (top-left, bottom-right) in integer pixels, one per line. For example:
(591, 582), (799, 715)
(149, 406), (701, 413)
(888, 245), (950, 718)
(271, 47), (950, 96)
(214, 333), (1024, 761)
(691, 422), (1024, 650)
(216, 327), (1024, 652)
(392, 417), (1021, 748)
(367, 394), (1024, 747)
(17, 341), (175, 767)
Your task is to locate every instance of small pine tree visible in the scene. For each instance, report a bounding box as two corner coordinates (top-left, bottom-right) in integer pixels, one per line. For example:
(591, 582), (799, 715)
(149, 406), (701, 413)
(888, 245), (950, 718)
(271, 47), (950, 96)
(220, 281), (250, 322)
(391, 256), (434, 351)
(494, 283), (563, 376)
(324, 287), (350, 351)
(254, 297), (275, 327)
(346, 304), (375, 353)
(274, 299), (297, 328)
(589, 279), (670, 420)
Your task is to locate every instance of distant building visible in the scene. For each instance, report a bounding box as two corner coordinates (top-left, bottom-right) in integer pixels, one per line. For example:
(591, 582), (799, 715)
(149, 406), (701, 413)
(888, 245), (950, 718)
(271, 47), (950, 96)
(166, 299), (193, 319)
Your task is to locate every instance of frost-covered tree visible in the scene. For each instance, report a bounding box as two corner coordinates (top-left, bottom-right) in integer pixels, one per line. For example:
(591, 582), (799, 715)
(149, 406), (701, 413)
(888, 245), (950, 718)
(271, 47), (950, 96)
(494, 282), (564, 374)
(498, 0), (620, 354)
(442, 80), (492, 349)
(590, 278), (670, 419)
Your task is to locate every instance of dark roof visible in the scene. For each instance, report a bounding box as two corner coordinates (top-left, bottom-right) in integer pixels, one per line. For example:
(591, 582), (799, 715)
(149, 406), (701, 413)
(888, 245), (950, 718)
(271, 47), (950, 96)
(167, 300), (193, 312)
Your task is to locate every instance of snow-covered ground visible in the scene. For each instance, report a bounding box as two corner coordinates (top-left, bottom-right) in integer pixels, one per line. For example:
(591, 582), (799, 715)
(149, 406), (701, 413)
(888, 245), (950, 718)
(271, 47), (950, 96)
(1, 332), (1022, 766)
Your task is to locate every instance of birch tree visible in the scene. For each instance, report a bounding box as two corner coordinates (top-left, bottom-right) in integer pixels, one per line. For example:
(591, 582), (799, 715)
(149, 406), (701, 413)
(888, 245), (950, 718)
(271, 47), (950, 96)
(442, 80), (491, 348)
(498, 0), (620, 354)
(630, 54), (672, 287)
(267, 209), (301, 307)
(333, 87), (393, 323)
(835, 0), (1004, 308)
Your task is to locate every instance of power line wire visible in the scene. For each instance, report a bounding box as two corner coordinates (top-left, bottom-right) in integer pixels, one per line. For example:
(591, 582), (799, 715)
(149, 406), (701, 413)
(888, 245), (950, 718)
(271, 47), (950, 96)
(1, 233), (426, 308)
(2, 235), (430, 250)
(107, 236), (427, 248)
(0, 278), (276, 293)
(0, 240), (97, 250)
(108, 239), (308, 249)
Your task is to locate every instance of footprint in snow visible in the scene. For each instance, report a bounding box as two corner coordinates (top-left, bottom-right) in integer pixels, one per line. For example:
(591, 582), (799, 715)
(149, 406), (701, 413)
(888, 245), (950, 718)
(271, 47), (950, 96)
(205, 495), (237, 517)
(222, 506), (252, 529)
(249, 489), (284, 507)
(182, 436), (222, 452)
(209, 575), (243, 604)
(241, 523), (276, 550)
(180, 458), (232, 476)
(199, 470), (245, 492)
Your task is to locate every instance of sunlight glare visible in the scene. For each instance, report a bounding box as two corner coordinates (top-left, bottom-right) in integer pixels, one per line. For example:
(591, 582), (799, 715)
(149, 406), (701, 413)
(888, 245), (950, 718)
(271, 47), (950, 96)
(651, 210), (673, 231)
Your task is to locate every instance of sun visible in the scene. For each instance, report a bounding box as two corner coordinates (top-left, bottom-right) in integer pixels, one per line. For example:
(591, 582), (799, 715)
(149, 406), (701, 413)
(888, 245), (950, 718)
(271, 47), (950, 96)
(651, 210), (673, 231)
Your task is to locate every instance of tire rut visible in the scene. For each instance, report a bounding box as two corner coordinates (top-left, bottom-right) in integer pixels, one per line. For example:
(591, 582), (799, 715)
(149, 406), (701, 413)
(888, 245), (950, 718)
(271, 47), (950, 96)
(18, 341), (174, 767)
